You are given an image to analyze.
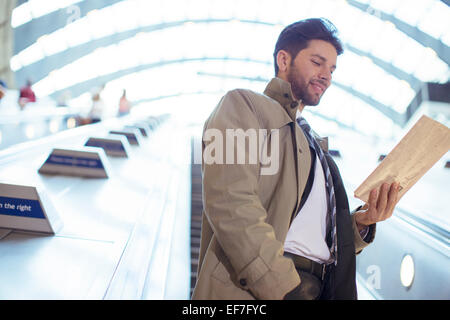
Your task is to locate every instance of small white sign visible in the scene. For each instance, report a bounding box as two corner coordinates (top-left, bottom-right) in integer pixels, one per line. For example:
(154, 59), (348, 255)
(38, 147), (110, 178)
(125, 124), (149, 137)
(109, 128), (143, 146)
(0, 183), (63, 234)
(146, 117), (158, 130)
(135, 121), (153, 133)
(85, 135), (130, 158)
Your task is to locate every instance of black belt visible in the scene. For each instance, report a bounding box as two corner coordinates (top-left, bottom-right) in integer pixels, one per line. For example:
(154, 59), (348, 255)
(284, 252), (328, 281)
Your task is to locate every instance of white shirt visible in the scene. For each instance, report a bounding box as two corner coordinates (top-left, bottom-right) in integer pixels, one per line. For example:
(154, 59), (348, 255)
(283, 111), (331, 264)
(283, 153), (332, 264)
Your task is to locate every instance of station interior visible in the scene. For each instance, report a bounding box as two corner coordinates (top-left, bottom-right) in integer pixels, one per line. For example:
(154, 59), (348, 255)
(0, 0), (449, 300)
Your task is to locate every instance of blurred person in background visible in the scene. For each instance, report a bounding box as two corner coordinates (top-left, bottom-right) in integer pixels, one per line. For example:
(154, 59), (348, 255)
(118, 89), (132, 117)
(18, 79), (36, 109)
(0, 80), (6, 101)
(87, 85), (105, 123)
(0, 80), (17, 112)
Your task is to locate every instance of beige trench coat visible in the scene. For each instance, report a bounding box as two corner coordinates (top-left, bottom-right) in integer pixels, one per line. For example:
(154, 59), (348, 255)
(192, 78), (371, 300)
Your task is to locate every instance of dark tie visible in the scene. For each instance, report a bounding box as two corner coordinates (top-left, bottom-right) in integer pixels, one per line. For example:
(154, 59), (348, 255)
(297, 117), (337, 265)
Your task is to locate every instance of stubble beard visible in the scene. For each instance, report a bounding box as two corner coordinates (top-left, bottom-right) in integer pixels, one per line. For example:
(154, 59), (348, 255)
(287, 67), (321, 106)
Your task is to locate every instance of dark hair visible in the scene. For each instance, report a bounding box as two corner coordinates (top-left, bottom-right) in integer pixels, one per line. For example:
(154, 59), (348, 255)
(273, 18), (344, 75)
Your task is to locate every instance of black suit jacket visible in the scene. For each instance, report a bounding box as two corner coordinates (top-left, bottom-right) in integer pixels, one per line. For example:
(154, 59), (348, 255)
(320, 153), (359, 300)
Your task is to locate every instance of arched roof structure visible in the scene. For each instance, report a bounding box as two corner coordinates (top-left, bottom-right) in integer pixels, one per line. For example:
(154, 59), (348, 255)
(10, 0), (450, 135)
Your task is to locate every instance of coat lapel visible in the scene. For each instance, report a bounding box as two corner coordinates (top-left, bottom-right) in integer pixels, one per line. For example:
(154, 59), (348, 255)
(263, 77), (311, 219)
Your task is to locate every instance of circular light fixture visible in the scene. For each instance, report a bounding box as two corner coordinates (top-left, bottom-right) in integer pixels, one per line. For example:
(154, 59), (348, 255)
(400, 254), (415, 289)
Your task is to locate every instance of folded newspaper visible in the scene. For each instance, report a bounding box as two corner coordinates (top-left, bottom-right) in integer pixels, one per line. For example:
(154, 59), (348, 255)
(354, 115), (450, 203)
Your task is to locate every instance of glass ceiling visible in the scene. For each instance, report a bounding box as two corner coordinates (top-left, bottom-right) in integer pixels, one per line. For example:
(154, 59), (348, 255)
(10, 0), (450, 138)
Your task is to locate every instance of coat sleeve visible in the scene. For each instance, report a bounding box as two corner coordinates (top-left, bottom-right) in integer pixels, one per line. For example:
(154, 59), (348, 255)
(350, 206), (376, 254)
(202, 90), (299, 300)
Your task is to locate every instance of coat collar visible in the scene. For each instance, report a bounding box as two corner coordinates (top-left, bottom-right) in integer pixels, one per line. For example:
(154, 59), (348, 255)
(263, 77), (301, 123)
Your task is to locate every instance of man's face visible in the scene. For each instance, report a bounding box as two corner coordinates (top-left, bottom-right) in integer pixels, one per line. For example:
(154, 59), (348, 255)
(286, 39), (337, 106)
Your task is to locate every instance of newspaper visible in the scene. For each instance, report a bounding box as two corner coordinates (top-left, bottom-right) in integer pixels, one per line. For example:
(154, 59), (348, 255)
(354, 115), (450, 203)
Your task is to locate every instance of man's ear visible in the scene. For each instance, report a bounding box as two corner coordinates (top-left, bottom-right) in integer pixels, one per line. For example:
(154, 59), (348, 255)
(276, 50), (291, 77)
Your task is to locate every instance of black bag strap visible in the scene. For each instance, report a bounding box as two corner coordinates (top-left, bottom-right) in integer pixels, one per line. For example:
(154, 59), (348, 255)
(291, 146), (316, 224)
(299, 146), (316, 211)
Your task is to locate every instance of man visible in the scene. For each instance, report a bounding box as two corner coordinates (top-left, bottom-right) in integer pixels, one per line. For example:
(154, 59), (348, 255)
(18, 79), (37, 109)
(88, 85), (105, 123)
(192, 18), (399, 300)
(118, 89), (132, 117)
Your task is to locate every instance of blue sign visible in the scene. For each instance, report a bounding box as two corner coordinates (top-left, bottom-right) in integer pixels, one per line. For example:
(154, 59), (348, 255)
(85, 140), (125, 152)
(110, 131), (138, 145)
(0, 196), (46, 219)
(44, 154), (105, 169)
(126, 126), (147, 137)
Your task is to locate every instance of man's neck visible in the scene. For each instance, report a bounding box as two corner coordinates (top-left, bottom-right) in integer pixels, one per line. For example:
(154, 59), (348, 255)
(297, 100), (305, 113)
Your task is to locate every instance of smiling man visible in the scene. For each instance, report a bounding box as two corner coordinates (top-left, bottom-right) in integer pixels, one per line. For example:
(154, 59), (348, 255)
(193, 18), (399, 300)
(282, 42), (335, 107)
